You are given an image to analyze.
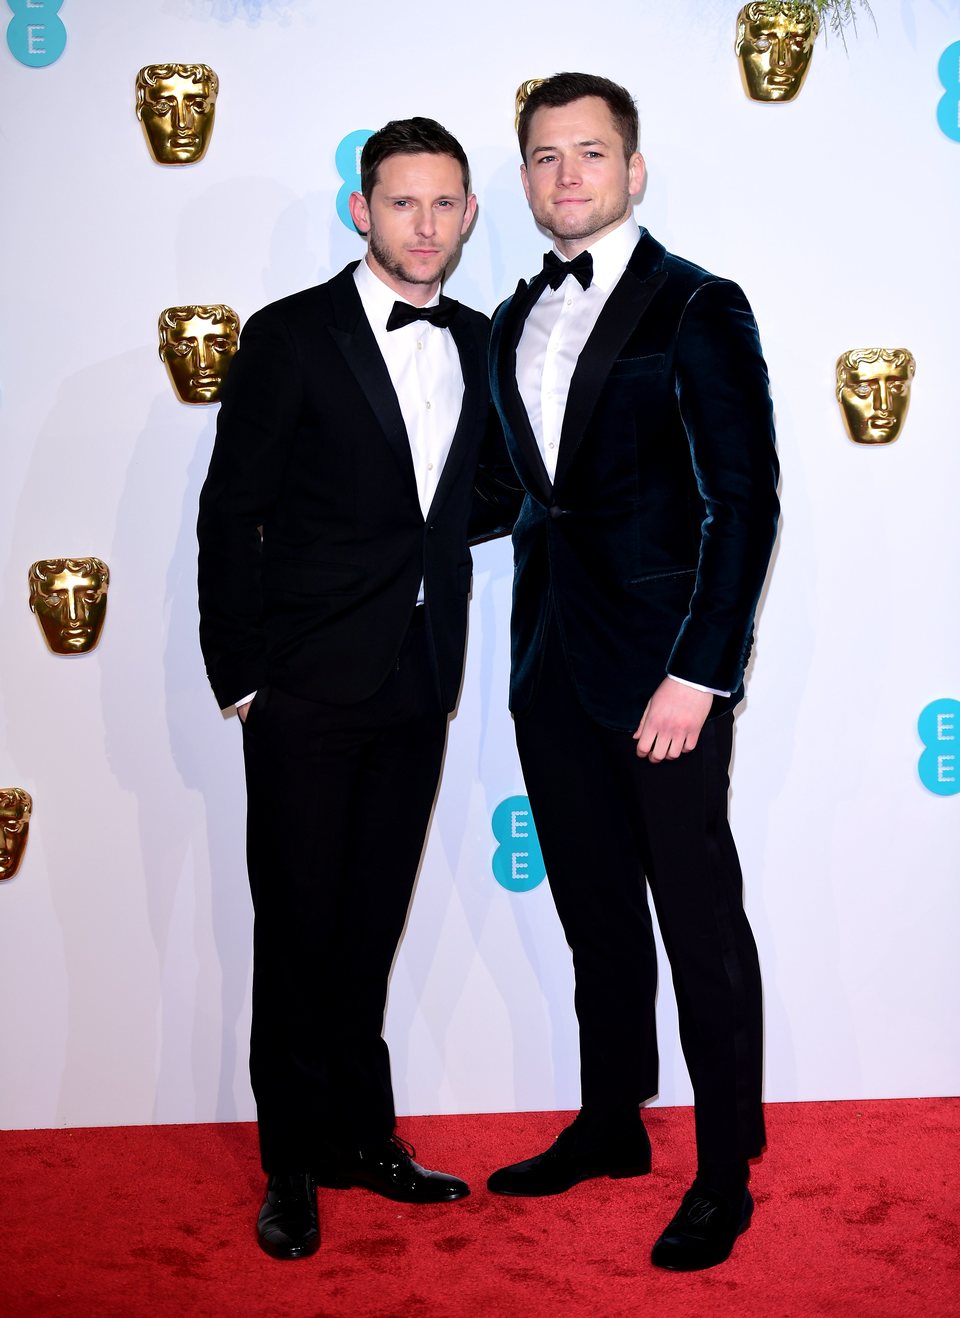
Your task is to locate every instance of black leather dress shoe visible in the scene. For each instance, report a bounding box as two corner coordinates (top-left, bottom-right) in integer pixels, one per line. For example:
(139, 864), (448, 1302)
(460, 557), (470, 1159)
(256, 1172), (320, 1260)
(651, 1183), (753, 1271)
(316, 1136), (469, 1203)
(486, 1112), (652, 1196)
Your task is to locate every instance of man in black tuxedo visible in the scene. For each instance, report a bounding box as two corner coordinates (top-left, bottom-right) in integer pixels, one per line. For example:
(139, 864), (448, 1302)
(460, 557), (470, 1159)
(197, 118), (515, 1260)
(486, 74), (780, 1271)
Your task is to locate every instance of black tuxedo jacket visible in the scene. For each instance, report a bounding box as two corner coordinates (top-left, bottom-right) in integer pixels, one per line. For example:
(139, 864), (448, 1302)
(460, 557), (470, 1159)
(491, 228), (780, 730)
(198, 263), (515, 712)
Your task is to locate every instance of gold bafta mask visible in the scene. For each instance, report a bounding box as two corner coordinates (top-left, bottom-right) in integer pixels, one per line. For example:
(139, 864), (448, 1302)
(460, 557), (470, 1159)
(735, 2), (819, 102)
(29, 558), (110, 654)
(836, 349), (916, 444)
(136, 63), (219, 164)
(515, 79), (546, 131)
(158, 305), (240, 404)
(0, 789), (32, 881)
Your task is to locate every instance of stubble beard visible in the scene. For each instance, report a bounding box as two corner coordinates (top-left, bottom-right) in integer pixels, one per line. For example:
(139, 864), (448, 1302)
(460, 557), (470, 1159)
(368, 227), (447, 289)
(535, 188), (631, 246)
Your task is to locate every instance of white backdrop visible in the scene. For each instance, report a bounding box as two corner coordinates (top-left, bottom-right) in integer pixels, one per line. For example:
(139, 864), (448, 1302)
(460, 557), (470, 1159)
(1, 0), (958, 1131)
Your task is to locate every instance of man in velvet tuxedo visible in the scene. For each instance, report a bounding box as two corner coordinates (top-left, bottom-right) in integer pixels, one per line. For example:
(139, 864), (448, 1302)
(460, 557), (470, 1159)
(197, 118), (515, 1260)
(486, 74), (780, 1271)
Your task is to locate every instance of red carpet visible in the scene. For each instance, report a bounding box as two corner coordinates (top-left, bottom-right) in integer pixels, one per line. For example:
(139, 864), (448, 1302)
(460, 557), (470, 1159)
(2, 1100), (957, 1316)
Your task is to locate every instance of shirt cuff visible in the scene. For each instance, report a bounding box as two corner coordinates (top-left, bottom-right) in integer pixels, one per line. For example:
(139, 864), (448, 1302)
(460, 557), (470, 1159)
(235, 691), (257, 710)
(666, 673), (730, 699)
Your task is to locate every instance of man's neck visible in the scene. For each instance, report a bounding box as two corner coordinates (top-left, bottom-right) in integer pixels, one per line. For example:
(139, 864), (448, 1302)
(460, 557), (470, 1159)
(364, 254), (440, 306)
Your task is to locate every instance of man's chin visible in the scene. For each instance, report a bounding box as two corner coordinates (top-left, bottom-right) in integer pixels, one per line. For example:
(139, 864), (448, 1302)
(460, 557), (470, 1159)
(396, 260), (447, 287)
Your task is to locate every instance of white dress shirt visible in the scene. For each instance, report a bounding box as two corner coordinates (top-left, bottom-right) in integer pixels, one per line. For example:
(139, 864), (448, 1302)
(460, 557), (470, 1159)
(354, 257), (463, 518)
(516, 215), (728, 699)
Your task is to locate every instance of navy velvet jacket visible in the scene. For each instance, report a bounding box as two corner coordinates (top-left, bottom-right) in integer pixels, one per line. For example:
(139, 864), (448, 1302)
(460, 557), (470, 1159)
(490, 228), (781, 730)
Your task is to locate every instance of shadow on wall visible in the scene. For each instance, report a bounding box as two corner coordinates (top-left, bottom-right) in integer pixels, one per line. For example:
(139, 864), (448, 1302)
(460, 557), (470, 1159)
(4, 348), (253, 1127)
(103, 386), (254, 1125)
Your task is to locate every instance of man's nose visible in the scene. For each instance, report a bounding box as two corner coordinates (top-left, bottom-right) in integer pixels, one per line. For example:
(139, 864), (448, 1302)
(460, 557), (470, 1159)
(416, 208), (438, 237)
(557, 155), (582, 187)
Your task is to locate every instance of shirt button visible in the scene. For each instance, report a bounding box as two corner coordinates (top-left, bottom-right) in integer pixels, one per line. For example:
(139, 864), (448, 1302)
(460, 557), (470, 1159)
(565, 298), (572, 307)
(548, 442), (556, 449)
(427, 462), (434, 471)
(417, 340), (423, 350)
(425, 400), (432, 409)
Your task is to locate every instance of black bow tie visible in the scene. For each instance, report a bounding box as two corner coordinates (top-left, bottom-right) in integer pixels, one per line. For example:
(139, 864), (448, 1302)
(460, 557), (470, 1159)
(542, 249), (594, 291)
(386, 297), (459, 332)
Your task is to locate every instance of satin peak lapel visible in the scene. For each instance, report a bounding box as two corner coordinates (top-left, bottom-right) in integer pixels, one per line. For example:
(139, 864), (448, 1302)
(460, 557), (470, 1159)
(425, 311), (483, 520)
(553, 262), (667, 491)
(495, 278), (553, 503)
(327, 271), (419, 506)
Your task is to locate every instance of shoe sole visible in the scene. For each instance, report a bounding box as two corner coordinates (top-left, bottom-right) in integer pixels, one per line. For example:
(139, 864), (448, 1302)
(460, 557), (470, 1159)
(315, 1175), (470, 1203)
(487, 1162), (652, 1197)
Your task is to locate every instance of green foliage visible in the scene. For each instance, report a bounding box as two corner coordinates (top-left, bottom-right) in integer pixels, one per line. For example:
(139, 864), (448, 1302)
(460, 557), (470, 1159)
(812, 0), (875, 44)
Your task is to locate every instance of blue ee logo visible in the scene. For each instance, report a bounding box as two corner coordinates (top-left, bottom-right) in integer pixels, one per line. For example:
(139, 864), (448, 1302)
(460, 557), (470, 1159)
(7, 0), (66, 67)
(937, 41), (960, 142)
(918, 699), (960, 796)
(492, 795), (547, 892)
(335, 129), (374, 231)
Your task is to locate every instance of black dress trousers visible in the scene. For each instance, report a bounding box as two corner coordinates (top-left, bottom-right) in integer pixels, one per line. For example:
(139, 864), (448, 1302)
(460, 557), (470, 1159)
(514, 618), (765, 1167)
(240, 612), (448, 1173)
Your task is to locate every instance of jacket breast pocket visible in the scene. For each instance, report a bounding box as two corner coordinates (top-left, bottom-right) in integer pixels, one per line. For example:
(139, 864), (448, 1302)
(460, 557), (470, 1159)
(608, 353), (665, 380)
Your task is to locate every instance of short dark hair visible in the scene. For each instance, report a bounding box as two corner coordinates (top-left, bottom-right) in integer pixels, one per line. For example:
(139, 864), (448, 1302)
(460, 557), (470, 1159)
(360, 117), (471, 201)
(517, 73), (639, 162)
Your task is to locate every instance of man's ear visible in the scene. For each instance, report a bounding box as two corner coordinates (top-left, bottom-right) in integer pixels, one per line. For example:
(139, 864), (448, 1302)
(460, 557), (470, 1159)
(461, 193), (478, 235)
(348, 190), (370, 235)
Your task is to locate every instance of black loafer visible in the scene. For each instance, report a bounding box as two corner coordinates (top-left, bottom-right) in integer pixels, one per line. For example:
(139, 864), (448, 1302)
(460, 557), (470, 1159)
(487, 1112), (651, 1196)
(317, 1136), (469, 1203)
(256, 1171), (320, 1260)
(651, 1183), (753, 1271)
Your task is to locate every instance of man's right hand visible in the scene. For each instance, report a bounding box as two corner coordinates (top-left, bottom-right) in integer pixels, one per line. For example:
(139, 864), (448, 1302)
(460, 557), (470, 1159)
(237, 700), (252, 723)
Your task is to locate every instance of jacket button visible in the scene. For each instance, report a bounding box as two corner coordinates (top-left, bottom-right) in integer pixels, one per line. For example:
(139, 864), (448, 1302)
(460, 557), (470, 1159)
(549, 505), (565, 519)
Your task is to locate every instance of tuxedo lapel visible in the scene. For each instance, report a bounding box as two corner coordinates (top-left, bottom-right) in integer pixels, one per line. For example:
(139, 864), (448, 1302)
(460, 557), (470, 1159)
(493, 278), (554, 504)
(553, 236), (668, 490)
(326, 267), (420, 506)
(425, 310), (483, 521)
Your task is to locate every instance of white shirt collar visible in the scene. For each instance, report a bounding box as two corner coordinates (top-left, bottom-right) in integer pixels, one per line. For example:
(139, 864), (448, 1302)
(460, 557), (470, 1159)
(354, 256), (441, 332)
(552, 215), (642, 294)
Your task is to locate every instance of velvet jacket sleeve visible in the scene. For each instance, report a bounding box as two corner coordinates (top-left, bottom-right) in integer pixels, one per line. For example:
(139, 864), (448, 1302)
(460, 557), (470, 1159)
(468, 405), (525, 545)
(666, 279), (780, 692)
